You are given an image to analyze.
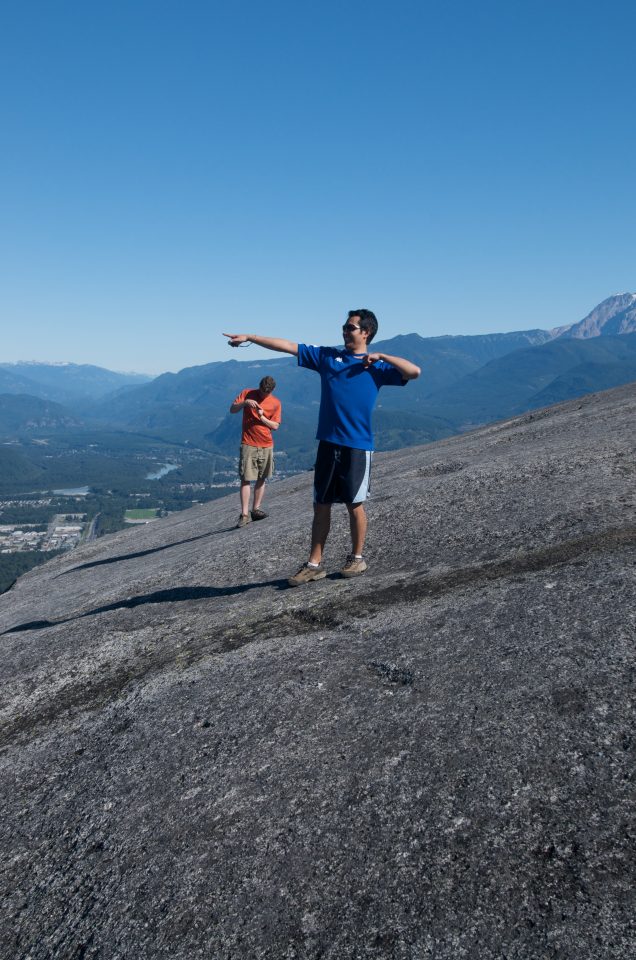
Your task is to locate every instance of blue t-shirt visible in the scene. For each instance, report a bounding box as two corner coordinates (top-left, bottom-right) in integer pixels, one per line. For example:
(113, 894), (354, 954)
(297, 344), (406, 450)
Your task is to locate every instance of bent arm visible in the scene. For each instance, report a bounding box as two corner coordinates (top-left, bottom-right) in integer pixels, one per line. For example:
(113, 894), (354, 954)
(223, 333), (298, 356)
(260, 415), (280, 430)
(229, 397), (259, 414)
(366, 352), (421, 380)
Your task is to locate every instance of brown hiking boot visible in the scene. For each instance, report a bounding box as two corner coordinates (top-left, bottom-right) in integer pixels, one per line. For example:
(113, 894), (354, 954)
(236, 514), (251, 528)
(340, 554), (368, 578)
(251, 508), (268, 521)
(288, 563), (327, 587)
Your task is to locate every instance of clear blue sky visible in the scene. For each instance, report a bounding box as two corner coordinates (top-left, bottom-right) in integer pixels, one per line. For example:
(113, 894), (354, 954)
(1, 0), (635, 374)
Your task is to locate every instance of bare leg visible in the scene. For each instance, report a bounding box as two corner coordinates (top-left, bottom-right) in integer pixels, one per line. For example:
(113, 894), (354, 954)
(346, 502), (367, 555)
(252, 478), (267, 511)
(239, 480), (251, 515)
(309, 503), (332, 564)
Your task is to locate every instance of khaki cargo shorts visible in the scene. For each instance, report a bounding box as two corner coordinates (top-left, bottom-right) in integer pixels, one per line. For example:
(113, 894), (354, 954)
(239, 443), (274, 481)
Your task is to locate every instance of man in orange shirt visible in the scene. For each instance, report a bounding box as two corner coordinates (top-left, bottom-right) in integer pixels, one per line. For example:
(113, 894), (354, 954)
(230, 375), (282, 528)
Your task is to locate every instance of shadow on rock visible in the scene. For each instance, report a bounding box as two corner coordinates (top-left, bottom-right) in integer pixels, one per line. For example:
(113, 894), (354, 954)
(3, 579), (288, 634)
(56, 526), (236, 577)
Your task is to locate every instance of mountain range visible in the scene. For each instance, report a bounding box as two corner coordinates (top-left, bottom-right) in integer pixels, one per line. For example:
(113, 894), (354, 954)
(0, 362), (151, 405)
(2, 294), (636, 459)
(421, 332), (636, 427)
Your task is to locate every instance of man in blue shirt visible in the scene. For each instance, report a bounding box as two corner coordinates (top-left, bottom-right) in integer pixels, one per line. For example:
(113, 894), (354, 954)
(224, 310), (420, 585)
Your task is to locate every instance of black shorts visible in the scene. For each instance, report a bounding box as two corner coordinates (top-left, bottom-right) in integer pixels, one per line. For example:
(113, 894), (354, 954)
(313, 441), (372, 505)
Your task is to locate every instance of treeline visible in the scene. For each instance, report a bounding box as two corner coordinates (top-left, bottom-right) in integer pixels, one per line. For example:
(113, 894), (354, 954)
(0, 551), (61, 595)
(89, 485), (237, 535)
(0, 447), (43, 491)
(0, 502), (62, 525)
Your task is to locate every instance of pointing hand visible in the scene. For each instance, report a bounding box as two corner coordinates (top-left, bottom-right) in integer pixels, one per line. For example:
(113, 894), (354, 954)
(223, 333), (249, 348)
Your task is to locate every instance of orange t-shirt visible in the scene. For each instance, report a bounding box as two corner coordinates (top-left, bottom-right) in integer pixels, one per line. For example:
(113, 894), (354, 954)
(233, 388), (282, 448)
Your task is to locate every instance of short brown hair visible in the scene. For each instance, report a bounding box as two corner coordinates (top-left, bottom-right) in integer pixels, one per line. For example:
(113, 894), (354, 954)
(259, 376), (276, 393)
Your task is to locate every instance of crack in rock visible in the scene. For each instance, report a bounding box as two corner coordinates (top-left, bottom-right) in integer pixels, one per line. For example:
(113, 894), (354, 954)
(2, 525), (634, 748)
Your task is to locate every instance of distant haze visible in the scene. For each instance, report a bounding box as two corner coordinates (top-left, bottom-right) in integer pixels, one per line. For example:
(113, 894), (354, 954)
(2, 293), (636, 380)
(2, 294), (635, 470)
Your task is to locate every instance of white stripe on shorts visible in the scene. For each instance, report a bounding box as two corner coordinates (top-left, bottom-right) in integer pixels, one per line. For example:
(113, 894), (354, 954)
(351, 450), (372, 503)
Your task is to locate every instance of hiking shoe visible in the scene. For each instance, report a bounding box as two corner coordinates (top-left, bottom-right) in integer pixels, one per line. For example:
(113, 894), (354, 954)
(288, 563), (327, 587)
(251, 508), (268, 521)
(236, 514), (251, 528)
(340, 555), (368, 577)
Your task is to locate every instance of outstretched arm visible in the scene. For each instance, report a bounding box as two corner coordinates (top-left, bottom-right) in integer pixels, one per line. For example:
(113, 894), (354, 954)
(363, 352), (421, 380)
(223, 333), (298, 356)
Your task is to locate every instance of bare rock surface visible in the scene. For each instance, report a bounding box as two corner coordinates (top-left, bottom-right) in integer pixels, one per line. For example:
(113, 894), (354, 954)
(1, 383), (635, 960)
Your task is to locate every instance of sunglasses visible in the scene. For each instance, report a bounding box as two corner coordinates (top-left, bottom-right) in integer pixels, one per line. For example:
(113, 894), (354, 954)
(342, 323), (361, 332)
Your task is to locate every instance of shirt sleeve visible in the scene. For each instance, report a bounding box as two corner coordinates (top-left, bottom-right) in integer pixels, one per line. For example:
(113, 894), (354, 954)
(371, 361), (408, 387)
(269, 398), (282, 424)
(297, 343), (323, 372)
(232, 388), (250, 405)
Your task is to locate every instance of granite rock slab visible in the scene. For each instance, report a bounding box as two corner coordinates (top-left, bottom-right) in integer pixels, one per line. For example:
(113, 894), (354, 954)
(1, 384), (635, 959)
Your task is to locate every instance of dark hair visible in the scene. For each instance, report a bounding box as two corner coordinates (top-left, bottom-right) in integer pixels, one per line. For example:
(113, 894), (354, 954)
(259, 376), (276, 393)
(348, 309), (378, 344)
